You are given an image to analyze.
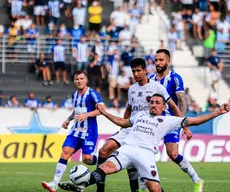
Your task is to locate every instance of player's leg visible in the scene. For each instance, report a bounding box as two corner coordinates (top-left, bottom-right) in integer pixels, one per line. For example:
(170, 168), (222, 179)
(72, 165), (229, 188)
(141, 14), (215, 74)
(81, 137), (98, 165)
(164, 130), (204, 192)
(127, 168), (139, 192)
(96, 138), (120, 192)
(42, 135), (80, 192)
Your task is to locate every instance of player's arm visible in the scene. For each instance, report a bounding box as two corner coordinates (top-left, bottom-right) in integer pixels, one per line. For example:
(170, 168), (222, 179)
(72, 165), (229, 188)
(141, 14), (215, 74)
(183, 103), (230, 127)
(62, 111), (75, 129)
(97, 104), (131, 128)
(168, 99), (182, 117)
(123, 104), (132, 118)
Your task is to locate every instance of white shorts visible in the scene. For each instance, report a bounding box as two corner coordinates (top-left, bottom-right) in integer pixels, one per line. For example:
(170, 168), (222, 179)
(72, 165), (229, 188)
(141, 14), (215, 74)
(34, 6), (46, 16)
(109, 128), (131, 146)
(108, 145), (160, 183)
(211, 70), (221, 82)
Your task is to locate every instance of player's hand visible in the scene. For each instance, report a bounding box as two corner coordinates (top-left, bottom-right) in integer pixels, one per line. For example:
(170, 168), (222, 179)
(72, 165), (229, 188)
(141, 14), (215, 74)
(96, 104), (106, 114)
(218, 103), (230, 114)
(62, 119), (70, 129)
(182, 127), (193, 141)
(75, 113), (88, 122)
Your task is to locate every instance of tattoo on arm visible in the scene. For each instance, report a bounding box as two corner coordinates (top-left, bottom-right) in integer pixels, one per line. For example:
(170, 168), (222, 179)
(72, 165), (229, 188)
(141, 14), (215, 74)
(67, 111), (75, 121)
(176, 92), (187, 116)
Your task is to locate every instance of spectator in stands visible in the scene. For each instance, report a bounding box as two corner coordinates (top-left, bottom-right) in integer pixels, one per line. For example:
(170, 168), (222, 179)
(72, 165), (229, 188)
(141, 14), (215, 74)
(129, 3), (141, 36)
(71, 24), (84, 43)
(72, 35), (90, 70)
(206, 93), (220, 112)
(188, 100), (201, 114)
(15, 14), (33, 35)
(87, 52), (105, 93)
(42, 95), (58, 109)
(35, 53), (53, 85)
(97, 25), (109, 42)
(0, 24), (5, 37)
(24, 92), (40, 110)
(47, 0), (64, 25)
(205, 3), (220, 30)
(72, 1), (86, 29)
(173, 10), (184, 48)
(57, 23), (70, 38)
(106, 54), (120, 105)
(203, 24), (216, 60)
(121, 45), (135, 81)
(34, 0), (47, 25)
(61, 94), (73, 110)
(191, 8), (204, 40)
(92, 39), (104, 63)
(216, 16), (230, 42)
(215, 27), (229, 54)
(167, 25), (177, 56)
(5, 95), (20, 108)
(0, 91), (3, 107)
(51, 39), (69, 84)
(117, 69), (130, 104)
(8, 0), (24, 20)
(22, 0), (34, 16)
(88, 0), (103, 39)
(207, 49), (224, 92)
(107, 40), (118, 65)
(110, 5), (126, 33)
(159, 39), (166, 49)
(26, 23), (39, 53)
(118, 25), (132, 47)
(107, 22), (119, 40)
(184, 87), (193, 112)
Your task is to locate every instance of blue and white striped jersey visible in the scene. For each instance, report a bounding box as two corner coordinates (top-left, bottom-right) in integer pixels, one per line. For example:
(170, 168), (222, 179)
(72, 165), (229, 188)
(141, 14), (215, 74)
(48, 0), (63, 18)
(68, 88), (103, 139)
(150, 71), (184, 115)
(52, 44), (65, 62)
(11, 0), (23, 16)
(75, 42), (89, 62)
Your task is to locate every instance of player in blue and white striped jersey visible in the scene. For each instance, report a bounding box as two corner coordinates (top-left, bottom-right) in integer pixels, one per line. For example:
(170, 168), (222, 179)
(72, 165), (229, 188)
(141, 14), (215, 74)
(42, 70), (103, 192)
(149, 49), (204, 192)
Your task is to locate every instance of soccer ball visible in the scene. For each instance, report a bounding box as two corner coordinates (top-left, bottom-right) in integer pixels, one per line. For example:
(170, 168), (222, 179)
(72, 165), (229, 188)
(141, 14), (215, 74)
(69, 164), (90, 185)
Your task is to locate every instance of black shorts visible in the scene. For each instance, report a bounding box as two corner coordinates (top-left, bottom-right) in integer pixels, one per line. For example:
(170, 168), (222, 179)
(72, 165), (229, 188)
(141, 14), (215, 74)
(54, 62), (66, 71)
(88, 22), (100, 32)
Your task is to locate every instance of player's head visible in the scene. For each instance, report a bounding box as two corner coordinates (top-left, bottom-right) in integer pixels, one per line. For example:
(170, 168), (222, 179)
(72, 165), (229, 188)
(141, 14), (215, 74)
(211, 49), (217, 56)
(149, 94), (166, 116)
(130, 58), (147, 82)
(74, 70), (88, 90)
(155, 49), (171, 74)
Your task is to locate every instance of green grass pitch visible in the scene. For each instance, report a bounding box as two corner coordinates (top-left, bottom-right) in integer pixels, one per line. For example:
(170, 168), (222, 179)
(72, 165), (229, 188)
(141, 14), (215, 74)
(1, 162), (230, 192)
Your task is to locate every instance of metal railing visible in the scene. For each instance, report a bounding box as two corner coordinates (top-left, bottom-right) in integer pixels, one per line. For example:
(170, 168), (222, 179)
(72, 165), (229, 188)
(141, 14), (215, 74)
(0, 35), (146, 74)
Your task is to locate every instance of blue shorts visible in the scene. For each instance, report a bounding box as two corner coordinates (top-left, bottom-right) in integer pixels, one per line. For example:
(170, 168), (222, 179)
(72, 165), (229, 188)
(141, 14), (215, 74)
(62, 135), (97, 155)
(164, 129), (181, 143)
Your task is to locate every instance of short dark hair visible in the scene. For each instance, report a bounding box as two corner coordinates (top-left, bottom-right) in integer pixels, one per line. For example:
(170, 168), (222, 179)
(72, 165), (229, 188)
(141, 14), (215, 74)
(151, 93), (166, 104)
(156, 49), (171, 59)
(74, 70), (88, 77)
(130, 58), (146, 69)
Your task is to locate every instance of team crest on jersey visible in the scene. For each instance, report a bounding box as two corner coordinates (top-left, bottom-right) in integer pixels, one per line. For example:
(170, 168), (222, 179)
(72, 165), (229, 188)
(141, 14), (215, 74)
(151, 170), (157, 177)
(146, 96), (151, 102)
(157, 118), (163, 123)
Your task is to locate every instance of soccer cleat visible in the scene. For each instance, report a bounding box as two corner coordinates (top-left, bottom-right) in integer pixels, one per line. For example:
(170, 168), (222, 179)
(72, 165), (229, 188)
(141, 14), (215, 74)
(41, 181), (58, 192)
(58, 181), (85, 192)
(194, 179), (204, 192)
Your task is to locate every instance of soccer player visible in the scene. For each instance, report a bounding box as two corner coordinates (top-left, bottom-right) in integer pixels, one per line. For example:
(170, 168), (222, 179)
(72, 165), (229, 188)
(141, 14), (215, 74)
(149, 49), (204, 192)
(41, 70), (103, 192)
(96, 58), (189, 192)
(59, 94), (230, 192)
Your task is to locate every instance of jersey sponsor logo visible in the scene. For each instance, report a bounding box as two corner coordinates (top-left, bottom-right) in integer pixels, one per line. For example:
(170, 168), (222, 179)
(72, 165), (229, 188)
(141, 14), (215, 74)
(136, 118), (159, 127)
(133, 125), (155, 136)
(138, 92), (143, 97)
(85, 141), (94, 146)
(146, 91), (152, 93)
(131, 91), (135, 94)
(132, 105), (148, 112)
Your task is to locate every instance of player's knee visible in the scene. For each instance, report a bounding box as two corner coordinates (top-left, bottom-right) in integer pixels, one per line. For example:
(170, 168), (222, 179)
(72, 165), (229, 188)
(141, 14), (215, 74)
(167, 151), (178, 161)
(82, 155), (97, 165)
(146, 181), (161, 192)
(61, 150), (72, 160)
(99, 147), (110, 158)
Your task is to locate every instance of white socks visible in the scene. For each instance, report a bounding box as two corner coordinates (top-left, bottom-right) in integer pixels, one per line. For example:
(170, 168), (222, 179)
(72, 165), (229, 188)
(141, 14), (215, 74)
(53, 162), (67, 186)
